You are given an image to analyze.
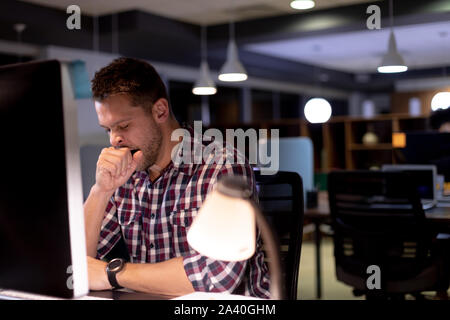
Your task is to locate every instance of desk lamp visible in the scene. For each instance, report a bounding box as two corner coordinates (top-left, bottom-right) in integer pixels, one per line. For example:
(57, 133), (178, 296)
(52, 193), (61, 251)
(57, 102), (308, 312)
(187, 176), (283, 299)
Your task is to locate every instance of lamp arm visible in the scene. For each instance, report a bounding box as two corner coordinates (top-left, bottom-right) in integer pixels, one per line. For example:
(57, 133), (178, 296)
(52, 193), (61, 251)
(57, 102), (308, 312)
(251, 202), (284, 300)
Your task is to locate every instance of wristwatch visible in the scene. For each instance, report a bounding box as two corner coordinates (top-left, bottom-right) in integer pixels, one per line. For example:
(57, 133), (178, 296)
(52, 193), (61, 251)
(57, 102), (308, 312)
(106, 258), (126, 290)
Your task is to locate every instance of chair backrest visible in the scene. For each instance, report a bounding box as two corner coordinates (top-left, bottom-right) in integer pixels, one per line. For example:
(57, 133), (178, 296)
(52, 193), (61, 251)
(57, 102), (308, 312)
(258, 137), (313, 209)
(254, 170), (304, 300)
(328, 170), (434, 287)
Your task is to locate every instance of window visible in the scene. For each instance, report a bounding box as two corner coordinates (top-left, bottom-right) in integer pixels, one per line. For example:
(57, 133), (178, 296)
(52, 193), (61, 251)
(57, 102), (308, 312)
(209, 86), (241, 125)
(168, 80), (201, 124)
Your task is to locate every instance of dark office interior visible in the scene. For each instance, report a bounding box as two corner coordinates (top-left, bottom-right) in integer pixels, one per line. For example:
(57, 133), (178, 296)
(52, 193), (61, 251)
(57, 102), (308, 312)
(0, 0), (449, 302)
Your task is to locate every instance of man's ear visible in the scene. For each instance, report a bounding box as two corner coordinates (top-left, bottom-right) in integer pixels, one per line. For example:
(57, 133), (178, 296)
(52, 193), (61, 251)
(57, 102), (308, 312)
(152, 98), (170, 124)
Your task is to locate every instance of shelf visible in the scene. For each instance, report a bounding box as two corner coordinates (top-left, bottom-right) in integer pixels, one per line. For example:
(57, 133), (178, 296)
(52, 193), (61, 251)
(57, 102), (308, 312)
(210, 114), (429, 171)
(349, 143), (393, 151)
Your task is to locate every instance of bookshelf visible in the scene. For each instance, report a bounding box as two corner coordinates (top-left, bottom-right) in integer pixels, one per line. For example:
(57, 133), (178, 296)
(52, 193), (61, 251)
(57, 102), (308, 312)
(209, 113), (428, 172)
(305, 114), (428, 171)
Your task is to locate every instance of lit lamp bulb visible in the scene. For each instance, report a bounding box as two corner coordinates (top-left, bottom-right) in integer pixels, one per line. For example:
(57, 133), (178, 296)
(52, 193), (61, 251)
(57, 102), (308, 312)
(304, 97), (332, 123)
(290, 0), (315, 10)
(431, 92), (450, 111)
(192, 61), (217, 96)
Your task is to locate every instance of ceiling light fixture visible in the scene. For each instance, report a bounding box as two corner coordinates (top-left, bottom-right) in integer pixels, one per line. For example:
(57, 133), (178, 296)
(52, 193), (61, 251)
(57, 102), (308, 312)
(377, 0), (407, 73)
(193, 26), (217, 95)
(290, 0), (315, 10)
(218, 21), (248, 82)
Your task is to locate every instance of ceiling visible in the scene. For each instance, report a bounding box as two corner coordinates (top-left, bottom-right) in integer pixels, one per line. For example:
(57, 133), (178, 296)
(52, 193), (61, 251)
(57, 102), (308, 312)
(246, 20), (450, 73)
(2, 0), (450, 92)
(20, 0), (378, 25)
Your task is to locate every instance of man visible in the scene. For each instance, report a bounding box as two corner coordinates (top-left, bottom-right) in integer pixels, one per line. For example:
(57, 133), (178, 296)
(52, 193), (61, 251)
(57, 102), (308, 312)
(84, 57), (270, 298)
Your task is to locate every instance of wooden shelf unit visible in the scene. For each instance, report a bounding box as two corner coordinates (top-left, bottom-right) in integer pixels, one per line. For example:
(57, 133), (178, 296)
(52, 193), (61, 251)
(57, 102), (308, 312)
(209, 113), (428, 172)
(214, 114), (428, 172)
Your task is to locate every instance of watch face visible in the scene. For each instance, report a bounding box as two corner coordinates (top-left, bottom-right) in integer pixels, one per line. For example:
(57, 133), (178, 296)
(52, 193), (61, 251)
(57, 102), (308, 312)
(108, 259), (123, 272)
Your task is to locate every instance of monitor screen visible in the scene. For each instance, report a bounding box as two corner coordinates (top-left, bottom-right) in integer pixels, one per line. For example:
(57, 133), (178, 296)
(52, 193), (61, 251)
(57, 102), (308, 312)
(393, 132), (450, 182)
(0, 60), (88, 298)
(382, 165), (435, 200)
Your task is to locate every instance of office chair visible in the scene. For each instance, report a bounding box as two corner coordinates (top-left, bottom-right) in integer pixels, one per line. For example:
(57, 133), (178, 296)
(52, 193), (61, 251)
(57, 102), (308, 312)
(328, 170), (450, 300)
(254, 170), (304, 300)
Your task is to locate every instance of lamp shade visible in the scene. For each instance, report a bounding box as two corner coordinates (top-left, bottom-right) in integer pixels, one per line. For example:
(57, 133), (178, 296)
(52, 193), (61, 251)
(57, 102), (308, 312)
(187, 175), (284, 299)
(431, 91), (450, 111)
(192, 61), (217, 95)
(304, 97), (332, 123)
(377, 31), (407, 73)
(187, 183), (256, 261)
(218, 39), (248, 82)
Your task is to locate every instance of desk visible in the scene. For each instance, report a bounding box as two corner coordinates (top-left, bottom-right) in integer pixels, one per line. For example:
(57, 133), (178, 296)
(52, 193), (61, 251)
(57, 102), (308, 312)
(0, 288), (176, 300)
(88, 290), (176, 300)
(304, 192), (450, 300)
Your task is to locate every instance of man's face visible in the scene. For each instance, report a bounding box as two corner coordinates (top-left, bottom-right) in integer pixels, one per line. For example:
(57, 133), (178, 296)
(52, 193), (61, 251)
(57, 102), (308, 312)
(95, 94), (162, 171)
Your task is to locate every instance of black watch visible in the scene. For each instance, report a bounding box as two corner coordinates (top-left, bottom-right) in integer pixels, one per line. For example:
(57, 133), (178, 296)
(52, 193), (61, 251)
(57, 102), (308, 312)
(106, 258), (126, 290)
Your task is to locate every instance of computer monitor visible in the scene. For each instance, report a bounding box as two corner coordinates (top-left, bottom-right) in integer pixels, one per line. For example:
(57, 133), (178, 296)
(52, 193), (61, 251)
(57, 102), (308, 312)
(0, 60), (88, 298)
(381, 164), (437, 209)
(393, 131), (450, 182)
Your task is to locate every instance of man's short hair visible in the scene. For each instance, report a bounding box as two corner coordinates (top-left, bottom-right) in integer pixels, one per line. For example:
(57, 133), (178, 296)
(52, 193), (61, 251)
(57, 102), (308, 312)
(429, 108), (450, 130)
(91, 57), (168, 112)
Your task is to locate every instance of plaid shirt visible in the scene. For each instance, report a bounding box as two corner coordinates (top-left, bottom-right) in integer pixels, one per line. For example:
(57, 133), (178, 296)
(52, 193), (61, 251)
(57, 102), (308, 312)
(96, 128), (270, 298)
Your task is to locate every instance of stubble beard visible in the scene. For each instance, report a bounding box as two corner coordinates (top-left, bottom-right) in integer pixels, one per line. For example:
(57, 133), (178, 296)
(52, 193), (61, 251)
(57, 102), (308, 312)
(137, 124), (163, 172)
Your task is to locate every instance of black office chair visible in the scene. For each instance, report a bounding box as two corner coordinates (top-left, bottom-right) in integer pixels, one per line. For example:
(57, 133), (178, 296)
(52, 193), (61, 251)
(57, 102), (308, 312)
(254, 170), (304, 300)
(328, 170), (450, 300)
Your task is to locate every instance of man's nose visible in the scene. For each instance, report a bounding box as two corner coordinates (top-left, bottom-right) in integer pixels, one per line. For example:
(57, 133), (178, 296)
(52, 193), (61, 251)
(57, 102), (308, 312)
(110, 131), (124, 147)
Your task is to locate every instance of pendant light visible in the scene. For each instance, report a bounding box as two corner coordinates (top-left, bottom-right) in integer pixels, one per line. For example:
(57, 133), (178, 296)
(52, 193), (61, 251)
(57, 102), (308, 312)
(304, 98), (332, 123)
(431, 91), (450, 111)
(304, 66), (332, 124)
(193, 26), (217, 95)
(218, 21), (248, 82)
(377, 0), (407, 73)
(290, 0), (315, 10)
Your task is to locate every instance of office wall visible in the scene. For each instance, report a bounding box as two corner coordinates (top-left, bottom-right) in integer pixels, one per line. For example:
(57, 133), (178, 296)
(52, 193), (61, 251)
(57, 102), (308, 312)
(43, 45), (350, 146)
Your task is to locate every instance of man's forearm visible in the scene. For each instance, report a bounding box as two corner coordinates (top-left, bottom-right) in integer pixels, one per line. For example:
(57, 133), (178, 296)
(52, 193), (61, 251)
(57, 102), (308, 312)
(117, 257), (195, 297)
(84, 185), (114, 257)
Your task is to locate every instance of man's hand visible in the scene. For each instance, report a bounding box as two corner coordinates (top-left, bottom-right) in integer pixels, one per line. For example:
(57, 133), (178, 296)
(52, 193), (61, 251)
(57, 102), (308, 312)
(87, 256), (112, 291)
(94, 147), (143, 194)
(84, 148), (143, 258)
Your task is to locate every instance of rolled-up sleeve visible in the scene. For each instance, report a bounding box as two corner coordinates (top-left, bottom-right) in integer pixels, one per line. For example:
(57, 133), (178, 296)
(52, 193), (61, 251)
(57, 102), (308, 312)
(96, 198), (121, 260)
(183, 254), (248, 293)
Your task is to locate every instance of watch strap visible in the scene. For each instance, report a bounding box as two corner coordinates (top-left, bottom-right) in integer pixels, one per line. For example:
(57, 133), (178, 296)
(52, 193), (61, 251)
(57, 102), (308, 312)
(106, 258), (124, 290)
(107, 271), (123, 290)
